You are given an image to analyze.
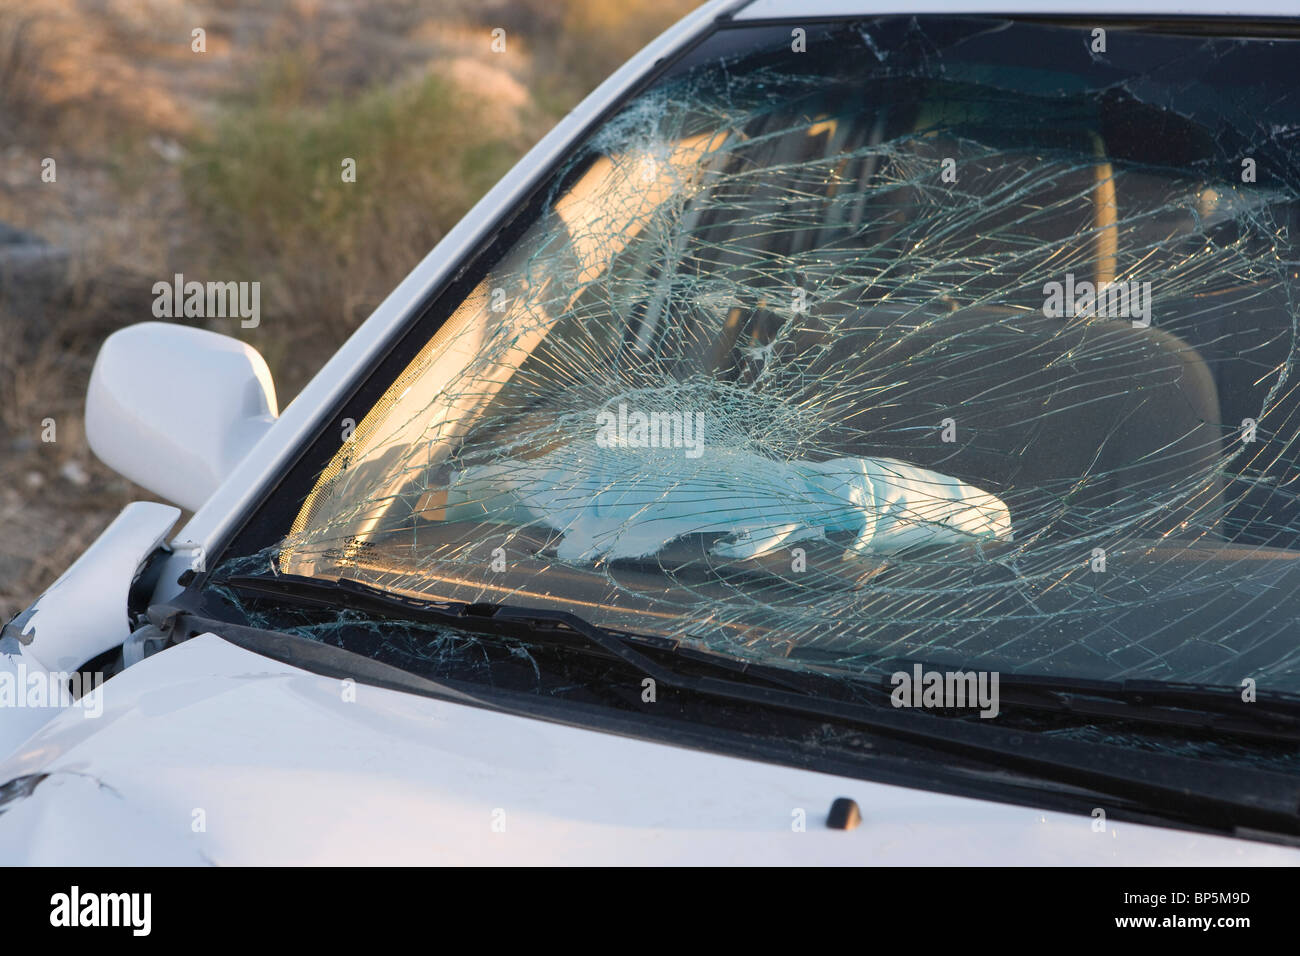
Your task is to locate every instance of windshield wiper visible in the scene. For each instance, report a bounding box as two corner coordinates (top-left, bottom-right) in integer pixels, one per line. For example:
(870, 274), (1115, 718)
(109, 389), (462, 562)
(216, 572), (809, 691)
(860, 656), (1300, 745)
(205, 571), (1300, 837)
(222, 572), (1300, 743)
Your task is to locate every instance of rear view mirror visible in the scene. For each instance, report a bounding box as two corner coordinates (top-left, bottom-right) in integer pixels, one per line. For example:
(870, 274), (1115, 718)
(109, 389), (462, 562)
(86, 322), (278, 511)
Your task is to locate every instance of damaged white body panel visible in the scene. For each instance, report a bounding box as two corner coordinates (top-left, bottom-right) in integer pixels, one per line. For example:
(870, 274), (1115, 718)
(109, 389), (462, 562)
(5, 0), (1300, 865)
(0, 502), (179, 674)
(0, 634), (1292, 866)
(0, 503), (176, 760)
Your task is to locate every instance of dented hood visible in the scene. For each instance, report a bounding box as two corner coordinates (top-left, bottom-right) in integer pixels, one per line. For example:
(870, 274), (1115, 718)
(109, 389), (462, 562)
(0, 633), (1296, 865)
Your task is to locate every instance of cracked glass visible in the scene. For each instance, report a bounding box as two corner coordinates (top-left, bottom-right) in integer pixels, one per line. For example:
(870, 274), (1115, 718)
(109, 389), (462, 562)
(216, 17), (1300, 696)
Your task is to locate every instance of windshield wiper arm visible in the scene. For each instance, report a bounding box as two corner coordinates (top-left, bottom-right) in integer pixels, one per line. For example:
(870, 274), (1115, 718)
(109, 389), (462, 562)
(210, 572), (1300, 835)
(218, 572), (811, 690)
(865, 657), (1300, 744)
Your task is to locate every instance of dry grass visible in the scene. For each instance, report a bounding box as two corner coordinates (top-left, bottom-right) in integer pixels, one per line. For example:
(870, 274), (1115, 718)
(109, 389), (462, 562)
(181, 70), (537, 393)
(0, 0), (702, 619)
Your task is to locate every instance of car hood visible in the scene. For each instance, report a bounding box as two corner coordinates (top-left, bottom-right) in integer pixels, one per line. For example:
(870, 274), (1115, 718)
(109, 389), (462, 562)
(0, 633), (1295, 865)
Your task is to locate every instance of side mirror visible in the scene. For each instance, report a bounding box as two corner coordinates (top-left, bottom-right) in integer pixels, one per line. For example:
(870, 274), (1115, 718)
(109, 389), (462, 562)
(86, 322), (278, 512)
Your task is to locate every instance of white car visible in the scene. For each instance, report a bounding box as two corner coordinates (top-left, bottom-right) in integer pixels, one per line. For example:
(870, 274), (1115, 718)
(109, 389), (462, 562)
(3, 0), (1300, 866)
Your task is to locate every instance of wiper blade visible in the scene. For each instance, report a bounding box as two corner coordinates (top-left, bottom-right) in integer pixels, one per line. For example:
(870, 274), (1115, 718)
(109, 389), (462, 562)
(221, 572), (474, 619)
(869, 658), (1300, 745)
(214, 572), (1300, 835)
(219, 572), (803, 689)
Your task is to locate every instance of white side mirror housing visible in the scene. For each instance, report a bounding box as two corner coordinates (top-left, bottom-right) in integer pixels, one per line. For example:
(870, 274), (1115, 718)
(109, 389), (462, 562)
(86, 322), (278, 512)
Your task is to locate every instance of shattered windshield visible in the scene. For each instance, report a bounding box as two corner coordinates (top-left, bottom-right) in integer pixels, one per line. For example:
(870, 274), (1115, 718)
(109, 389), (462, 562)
(220, 17), (1300, 695)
